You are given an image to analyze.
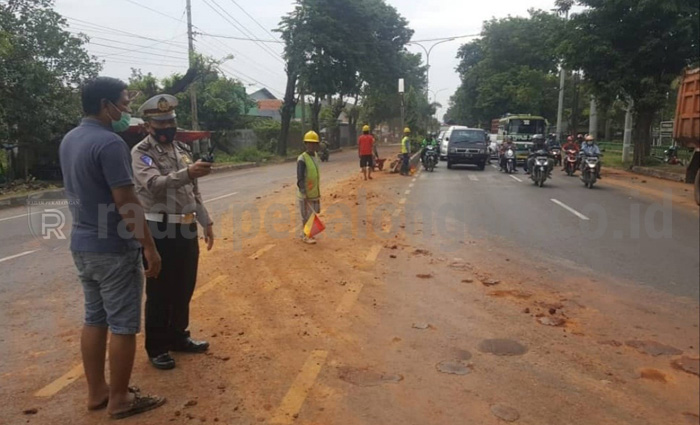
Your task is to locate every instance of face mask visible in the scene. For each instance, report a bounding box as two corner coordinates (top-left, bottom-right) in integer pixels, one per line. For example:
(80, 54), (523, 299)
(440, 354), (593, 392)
(109, 102), (131, 133)
(153, 127), (177, 144)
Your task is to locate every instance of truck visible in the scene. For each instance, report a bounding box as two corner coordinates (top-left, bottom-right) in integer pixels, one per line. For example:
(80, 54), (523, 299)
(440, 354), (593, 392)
(673, 67), (700, 205)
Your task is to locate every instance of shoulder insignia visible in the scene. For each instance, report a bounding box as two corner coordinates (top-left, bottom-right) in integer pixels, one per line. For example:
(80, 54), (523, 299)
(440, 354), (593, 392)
(136, 142), (150, 152)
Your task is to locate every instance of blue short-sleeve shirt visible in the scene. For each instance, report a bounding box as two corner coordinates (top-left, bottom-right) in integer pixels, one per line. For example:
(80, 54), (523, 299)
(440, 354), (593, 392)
(59, 118), (140, 252)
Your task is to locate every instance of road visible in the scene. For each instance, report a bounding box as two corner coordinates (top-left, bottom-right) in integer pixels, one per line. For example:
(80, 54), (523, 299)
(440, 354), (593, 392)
(1, 152), (698, 425)
(406, 161), (699, 299)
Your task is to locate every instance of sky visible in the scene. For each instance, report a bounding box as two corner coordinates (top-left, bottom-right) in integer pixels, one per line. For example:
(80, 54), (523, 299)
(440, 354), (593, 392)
(54, 0), (565, 120)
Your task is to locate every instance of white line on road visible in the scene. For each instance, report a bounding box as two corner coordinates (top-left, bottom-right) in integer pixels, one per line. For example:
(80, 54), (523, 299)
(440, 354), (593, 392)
(468, 175), (479, 182)
(204, 192), (239, 204)
(399, 198), (406, 205)
(551, 199), (590, 221)
(509, 175), (523, 183)
(404, 189), (411, 195)
(491, 164), (499, 169)
(409, 183), (414, 188)
(0, 250), (39, 264)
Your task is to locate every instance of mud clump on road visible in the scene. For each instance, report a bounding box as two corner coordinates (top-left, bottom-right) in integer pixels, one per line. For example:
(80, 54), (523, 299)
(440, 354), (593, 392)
(478, 339), (528, 356)
(671, 356), (700, 376)
(490, 404), (520, 422)
(337, 366), (404, 387)
(639, 368), (668, 383)
(436, 360), (472, 375)
(626, 340), (683, 356)
(488, 290), (532, 300)
(416, 274), (432, 279)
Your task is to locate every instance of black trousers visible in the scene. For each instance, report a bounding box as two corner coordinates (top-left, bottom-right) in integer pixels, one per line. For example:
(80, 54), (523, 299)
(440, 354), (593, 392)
(145, 221), (199, 357)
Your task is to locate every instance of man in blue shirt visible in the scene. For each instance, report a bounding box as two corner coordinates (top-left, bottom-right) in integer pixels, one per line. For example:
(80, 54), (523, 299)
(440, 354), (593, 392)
(580, 134), (602, 178)
(60, 77), (165, 420)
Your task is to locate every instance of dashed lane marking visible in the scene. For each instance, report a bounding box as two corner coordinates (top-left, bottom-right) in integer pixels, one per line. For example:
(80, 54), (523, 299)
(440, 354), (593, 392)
(336, 281), (364, 314)
(468, 174), (479, 182)
(404, 189), (411, 195)
(551, 199), (590, 221)
(34, 363), (84, 398)
(191, 274), (229, 301)
(0, 250), (39, 264)
(248, 244), (276, 260)
(409, 183), (414, 188)
(365, 244), (382, 263)
(204, 191), (239, 204)
(36, 273), (230, 397)
(509, 175), (523, 183)
(399, 198), (406, 205)
(270, 350), (329, 424)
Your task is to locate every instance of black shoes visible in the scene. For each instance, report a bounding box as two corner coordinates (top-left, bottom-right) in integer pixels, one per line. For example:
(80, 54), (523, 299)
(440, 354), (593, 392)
(149, 353), (176, 370)
(172, 338), (210, 353)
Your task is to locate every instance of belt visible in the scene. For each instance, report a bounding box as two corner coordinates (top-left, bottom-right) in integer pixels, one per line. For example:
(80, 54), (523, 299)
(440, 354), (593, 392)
(145, 212), (197, 224)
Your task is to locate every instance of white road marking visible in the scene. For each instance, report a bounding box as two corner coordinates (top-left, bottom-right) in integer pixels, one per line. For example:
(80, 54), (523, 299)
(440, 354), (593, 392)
(204, 192), (239, 204)
(509, 175), (523, 183)
(365, 244), (382, 262)
(468, 175), (479, 182)
(336, 282), (364, 314)
(0, 206), (70, 223)
(249, 244), (276, 260)
(270, 350), (329, 424)
(0, 250), (39, 264)
(419, 174), (427, 180)
(551, 199), (590, 221)
(392, 209), (401, 218)
(399, 198), (406, 205)
(491, 164), (499, 169)
(404, 189), (411, 195)
(409, 183), (414, 188)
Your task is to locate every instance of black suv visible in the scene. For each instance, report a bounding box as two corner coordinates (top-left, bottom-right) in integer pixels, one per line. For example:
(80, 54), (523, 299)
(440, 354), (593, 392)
(445, 126), (489, 170)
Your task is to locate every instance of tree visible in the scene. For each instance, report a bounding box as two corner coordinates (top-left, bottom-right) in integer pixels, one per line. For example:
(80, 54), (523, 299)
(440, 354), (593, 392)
(445, 10), (565, 127)
(0, 0), (100, 179)
(561, 0), (699, 165)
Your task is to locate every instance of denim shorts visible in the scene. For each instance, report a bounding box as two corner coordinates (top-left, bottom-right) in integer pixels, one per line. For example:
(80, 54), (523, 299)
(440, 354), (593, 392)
(71, 249), (143, 335)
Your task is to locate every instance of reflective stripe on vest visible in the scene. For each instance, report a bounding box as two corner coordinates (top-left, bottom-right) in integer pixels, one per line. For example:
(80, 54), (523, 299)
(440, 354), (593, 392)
(298, 152), (320, 200)
(401, 136), (410, 154)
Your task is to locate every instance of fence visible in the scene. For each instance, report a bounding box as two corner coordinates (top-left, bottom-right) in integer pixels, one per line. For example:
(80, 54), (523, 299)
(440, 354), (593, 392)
(597, 141), (694, 162)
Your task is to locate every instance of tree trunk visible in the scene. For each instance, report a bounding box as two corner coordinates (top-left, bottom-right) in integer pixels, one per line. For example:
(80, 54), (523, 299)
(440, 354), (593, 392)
(310, 95), (321, 133)
(278, 70), (298, 157)
(604, 117), (612, 142)
(632, 109), (654, 166)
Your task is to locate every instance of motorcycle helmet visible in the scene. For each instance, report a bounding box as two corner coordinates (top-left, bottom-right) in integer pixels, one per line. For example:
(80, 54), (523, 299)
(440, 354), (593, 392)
(585, 135), (594, 144)
(567, 136), (573, 142)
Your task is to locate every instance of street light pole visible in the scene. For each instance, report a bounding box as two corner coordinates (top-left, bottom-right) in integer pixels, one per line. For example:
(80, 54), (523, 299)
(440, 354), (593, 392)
(555, 9), (569, 142)
(408, 38), (456, 97)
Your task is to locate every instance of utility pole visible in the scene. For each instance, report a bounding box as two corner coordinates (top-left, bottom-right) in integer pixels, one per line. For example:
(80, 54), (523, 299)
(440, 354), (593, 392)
(622, 100), (634, 163)
(555, 9), (569, 142)
(300, 88), (306, 137)
(588, 96), (598, 138)
(186, 0), (199, 130)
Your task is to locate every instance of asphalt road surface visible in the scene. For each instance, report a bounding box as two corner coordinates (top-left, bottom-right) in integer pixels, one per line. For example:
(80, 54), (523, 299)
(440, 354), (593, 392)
(404, 161), (699, 299)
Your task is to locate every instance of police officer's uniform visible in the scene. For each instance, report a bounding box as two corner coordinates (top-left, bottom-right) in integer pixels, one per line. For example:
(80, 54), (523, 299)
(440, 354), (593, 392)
(131, 94), (211, 369)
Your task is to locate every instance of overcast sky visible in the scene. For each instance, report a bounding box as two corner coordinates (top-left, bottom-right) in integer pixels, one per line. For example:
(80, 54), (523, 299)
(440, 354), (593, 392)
(55, 0), (564, 119)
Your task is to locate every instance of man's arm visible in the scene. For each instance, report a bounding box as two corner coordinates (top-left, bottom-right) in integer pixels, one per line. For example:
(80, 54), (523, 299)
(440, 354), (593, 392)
(112, 186), (161, 278)
(297, 158), (306, 197)
(131, 145), (205, 197)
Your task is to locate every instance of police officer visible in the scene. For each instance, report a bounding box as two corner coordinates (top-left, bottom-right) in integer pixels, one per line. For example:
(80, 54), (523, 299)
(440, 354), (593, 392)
(131, 94), (214, 370)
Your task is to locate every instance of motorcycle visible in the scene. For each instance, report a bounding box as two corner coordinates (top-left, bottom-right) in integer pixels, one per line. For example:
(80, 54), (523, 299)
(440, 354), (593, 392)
(664, 146), (684, 166)
(580, 154), (600, 189)
(530, 150), (550, 187)
(503, 148), (516, 174)
(423, 145), (438, 172)
(319, 143), (329, 162)
(564, 149), (578, 176)
(551, 148), (562, 167)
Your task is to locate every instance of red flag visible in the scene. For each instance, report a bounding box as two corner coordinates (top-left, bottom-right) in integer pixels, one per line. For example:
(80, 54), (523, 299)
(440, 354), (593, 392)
(303, 212), (326, 238)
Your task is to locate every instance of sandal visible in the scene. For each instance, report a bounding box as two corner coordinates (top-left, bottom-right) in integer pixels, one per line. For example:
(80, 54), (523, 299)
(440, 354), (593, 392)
(88, 386), (141, 411)
(109, 393), (166, 420)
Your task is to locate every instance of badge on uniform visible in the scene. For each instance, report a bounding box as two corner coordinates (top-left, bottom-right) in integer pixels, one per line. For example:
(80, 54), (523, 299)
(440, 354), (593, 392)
(141, 155), (154, 166)
(182, 155), (192, 164)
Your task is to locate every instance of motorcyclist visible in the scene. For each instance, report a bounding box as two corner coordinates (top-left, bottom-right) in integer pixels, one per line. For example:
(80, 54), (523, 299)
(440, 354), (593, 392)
(561, 136), (580, 171)
(421, 133), (438, 165)
(525, 134), (553, 176)
(499, 137), (518, 172)
(576, 133), (585, 148)
(580, 134), (602, 179)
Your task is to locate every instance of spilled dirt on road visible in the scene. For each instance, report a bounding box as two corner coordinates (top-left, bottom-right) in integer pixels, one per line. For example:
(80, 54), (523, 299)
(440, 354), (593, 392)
(5, 167), (699, 425)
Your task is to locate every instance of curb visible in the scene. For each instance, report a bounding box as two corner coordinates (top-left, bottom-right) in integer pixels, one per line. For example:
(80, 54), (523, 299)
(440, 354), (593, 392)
(630, 166), (686, 183)
(210, 162), (258, 174)
(0, 188), (65, 210)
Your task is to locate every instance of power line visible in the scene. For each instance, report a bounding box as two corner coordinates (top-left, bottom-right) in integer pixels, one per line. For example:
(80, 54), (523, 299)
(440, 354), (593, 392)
(196, 32), (283, 43)
(200, 0), (285, 64)
(195, 37), (285, 80)
(87, 42), (189, 60)
(409, 33), (481, 43)
(225, 0), (280, 41)
(65, 16), (187, 47)
(120, 0), (183, 23)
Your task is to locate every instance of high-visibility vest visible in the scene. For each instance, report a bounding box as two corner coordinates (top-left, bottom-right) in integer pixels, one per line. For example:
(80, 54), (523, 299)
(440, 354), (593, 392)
(297, 152), (320, 200)
(401, 136), (410, 154)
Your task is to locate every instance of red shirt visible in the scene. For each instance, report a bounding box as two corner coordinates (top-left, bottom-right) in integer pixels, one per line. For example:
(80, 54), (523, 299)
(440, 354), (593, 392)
(358, 134), (374, 156)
